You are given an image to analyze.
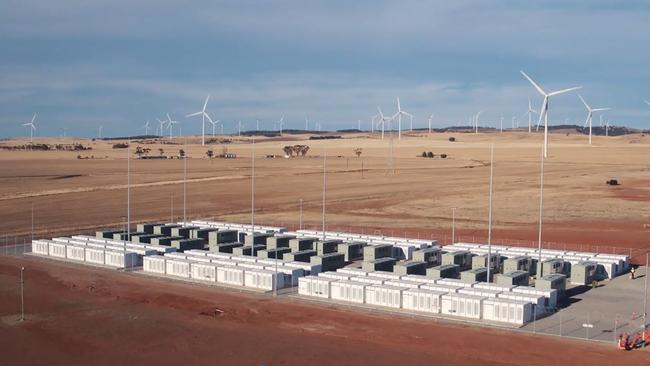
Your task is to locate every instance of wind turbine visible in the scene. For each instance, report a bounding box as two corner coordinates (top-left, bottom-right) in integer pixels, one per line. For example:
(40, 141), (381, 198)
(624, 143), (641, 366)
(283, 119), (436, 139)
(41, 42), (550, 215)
(427, 114), (433, 134)
(98, 125), (103, 139)
(22, 113), (37, 143)
(166, 113), (179, 139)
(358, 119), (361, 131)
(578, 94), (610, 145)
(500, 116), (504, 133)
(208, 118), (220, 136)
(474, 111), (483, 133)
(156, 118), (166, 136)
(277, 115), (284, 134)
(143, 120), (150, 135)
(185, 94), (212, 145)
(237, 120), (243, 136)
(390, 97), (413, 140)
(305, 117), (309, 130)
(370, 114), (379, 133)
(523, 98), (538, 133)
(520, 70), (582, 158)
(376, 106), (392, 140)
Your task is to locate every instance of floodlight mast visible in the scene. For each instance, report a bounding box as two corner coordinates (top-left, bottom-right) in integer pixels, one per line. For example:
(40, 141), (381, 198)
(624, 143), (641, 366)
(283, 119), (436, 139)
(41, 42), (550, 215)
(487, 143), (494, 283)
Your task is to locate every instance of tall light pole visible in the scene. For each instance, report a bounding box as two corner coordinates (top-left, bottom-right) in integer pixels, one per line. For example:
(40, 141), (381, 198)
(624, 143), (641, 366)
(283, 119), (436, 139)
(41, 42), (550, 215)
(126, 141), (131, 245)
(183, 141), (187, 226)
(487, 143), (494, 283)
(321, 149), (327, 253)
(452, 208), (456, 244)
(643, 252), (648, 334)
(299, 199), (303, 230)
(20, 267), (25, 322)
(251, 134), (255, 259)
(537, 145), (545, 274)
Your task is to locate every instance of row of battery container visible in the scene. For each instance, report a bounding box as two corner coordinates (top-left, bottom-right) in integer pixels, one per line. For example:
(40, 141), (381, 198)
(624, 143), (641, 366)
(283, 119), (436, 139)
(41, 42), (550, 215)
(444, 243), (629, 279)
(30, 235), (176, 268)
(143, 249), (322, 291)
(186, 220), (436, 260)
(298, 268), (559, 325)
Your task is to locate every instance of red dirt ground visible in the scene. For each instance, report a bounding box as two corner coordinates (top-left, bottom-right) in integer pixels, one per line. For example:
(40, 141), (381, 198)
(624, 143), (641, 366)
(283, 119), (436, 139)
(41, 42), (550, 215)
(1, 255), (648, 366)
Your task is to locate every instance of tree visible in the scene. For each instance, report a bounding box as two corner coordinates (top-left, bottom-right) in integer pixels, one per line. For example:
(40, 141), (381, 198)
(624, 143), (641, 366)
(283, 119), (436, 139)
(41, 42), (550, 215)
(206, 150), (214, 159)
(354, 148), (363, 157)
(283, 146), (293, 157)
(299, 145), (309, 156)
(134, 146), (144, 158)
(158, 148), (164, 156)
(143, 147), (151, 156)
(427, 152), (434, 158)
(421, 151), (427, 158)
(179, 149), (186, 158)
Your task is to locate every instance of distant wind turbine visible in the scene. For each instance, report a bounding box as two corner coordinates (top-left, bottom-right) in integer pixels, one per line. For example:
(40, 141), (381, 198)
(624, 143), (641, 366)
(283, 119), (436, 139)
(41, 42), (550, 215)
(185, 94), (212, 145)
(523, 98), (538, 133)
(208, 118), (220, 136)
(22, 113), (37, 143)
(391, 97), (413, 140)
(427, 114), (433, 134)
(376, 106), (392, 140)
(278, 115), (284, 134)
(156, 118), (166, 136)
(578, 94), (610, 145)
(143, 120), (150, 135)
(166, 113), (179, 139)
(520, 70), (582, 158)
(98, 125), (103, 139)
(474, 111), (484, 133)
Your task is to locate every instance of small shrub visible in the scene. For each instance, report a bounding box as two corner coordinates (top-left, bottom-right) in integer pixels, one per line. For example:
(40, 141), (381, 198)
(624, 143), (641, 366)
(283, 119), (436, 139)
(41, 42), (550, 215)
(421, 152), (427, 158)
(448, 137), (456, 142)
(427, 152), (434, 158)
(440, 154), (447, 159)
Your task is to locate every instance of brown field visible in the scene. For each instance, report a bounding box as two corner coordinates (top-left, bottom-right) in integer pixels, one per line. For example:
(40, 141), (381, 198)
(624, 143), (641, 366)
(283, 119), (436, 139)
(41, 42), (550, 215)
(1, 131), (649, 257)
(2, 255), (649, 366)
(1, 131), (649, 365)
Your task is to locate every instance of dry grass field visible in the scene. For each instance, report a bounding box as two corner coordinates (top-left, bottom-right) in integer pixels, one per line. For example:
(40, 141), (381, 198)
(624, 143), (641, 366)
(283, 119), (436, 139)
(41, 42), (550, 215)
(1, 131), (649, 257)
(2, 131), (650, 366)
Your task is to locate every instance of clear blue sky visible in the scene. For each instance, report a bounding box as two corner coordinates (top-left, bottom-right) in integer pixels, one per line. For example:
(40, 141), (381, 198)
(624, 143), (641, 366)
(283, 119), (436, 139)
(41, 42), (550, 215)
(1, 1), (649, 137)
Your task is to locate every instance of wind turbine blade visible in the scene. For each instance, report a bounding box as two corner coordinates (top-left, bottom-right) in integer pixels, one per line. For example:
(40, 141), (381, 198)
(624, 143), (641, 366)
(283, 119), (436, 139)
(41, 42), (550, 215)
(584, 113), (591, 127)
(520, 70), (546, 96)
(396, 97), (401, 112)
(185, 111), (202, 118)
(592, 107), (611, 112)
(31, 113), (37, 123)
(548, 86), (582, 97)
(578, 94), (590, 110)
(202, 94), (210, 112)
(377, 106), (384, 118)
(645, 100), (650, 106)
(166, 113), (172, 122)
(205, 113), (214, 123)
